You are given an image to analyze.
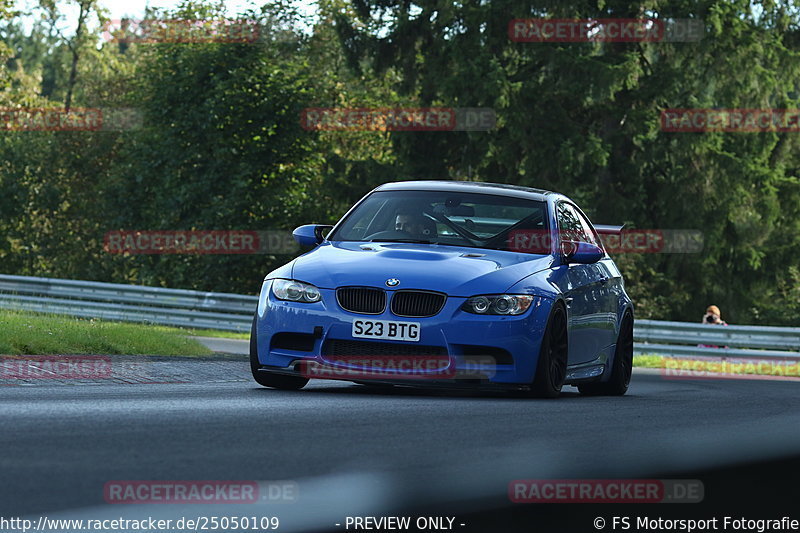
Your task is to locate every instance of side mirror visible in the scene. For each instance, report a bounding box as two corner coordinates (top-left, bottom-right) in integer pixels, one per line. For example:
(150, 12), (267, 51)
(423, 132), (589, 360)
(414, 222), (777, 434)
(563, 241), (604, 264)
(293, 224), (333, 247)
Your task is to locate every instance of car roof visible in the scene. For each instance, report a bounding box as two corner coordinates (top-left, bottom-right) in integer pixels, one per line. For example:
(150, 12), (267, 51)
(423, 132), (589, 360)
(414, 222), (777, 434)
(374, 180), (553, 201)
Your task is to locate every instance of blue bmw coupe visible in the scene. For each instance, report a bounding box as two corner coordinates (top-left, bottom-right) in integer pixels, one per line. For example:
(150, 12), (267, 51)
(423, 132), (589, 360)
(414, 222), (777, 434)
(251, 181), (633, 397)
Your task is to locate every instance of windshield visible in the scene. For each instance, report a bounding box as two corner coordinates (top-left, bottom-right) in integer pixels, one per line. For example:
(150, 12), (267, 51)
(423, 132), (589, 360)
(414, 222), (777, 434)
(329, 190), (548, 252)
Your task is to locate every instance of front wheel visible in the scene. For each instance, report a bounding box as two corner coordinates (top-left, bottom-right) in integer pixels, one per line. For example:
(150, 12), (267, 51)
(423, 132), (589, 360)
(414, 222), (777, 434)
(529, 304), (568, 398)
(578, 312), (633, 396)
(250, 316), (308, 390)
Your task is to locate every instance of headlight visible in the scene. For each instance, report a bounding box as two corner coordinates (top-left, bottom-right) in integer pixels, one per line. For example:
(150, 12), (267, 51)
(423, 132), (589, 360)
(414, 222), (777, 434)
(271, 279), (322, 303)
(462, 294), (535, 315)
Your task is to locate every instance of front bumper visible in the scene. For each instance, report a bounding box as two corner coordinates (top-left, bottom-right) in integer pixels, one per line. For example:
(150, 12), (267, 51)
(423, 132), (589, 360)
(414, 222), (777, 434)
(255, 287), (553, 385)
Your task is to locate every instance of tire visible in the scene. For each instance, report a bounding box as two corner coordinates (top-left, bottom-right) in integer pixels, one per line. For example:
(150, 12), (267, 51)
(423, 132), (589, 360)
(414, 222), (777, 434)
(578, 312), (633, 396)
(249, 315), (309, 390)
(530, 304), (568, 398)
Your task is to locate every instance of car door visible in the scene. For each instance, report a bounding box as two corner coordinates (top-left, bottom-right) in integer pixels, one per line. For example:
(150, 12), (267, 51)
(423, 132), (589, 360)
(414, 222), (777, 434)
(573, 206), (619, 352)
(555, 202), (607, 365)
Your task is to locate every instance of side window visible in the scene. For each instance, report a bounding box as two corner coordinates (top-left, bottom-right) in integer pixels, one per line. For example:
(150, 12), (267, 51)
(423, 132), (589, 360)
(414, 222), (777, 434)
(574, 208), (601, 248)
(556, 203), (591, 244)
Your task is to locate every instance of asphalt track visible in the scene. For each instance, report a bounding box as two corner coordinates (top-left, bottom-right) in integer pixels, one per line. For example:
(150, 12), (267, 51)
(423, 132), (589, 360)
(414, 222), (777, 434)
(2, 357), (800, 532)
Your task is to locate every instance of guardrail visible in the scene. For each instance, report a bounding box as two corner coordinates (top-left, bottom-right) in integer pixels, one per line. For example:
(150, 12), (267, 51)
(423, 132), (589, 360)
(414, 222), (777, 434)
(634, 319), (800, 360)
(0, 274), (256, 332)
(0, 275), (798, 356)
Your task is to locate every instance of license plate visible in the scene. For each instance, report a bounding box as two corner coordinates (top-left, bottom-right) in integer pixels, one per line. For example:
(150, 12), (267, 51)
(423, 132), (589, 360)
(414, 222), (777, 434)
(351, 319), (420, 342)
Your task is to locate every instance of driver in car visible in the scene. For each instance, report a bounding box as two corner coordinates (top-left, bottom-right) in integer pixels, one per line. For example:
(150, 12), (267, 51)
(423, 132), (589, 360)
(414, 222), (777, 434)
(395, 211), (435, 239)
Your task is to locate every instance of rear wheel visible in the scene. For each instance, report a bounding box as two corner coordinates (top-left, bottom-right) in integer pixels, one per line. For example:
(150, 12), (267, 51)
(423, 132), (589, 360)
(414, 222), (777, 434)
(530, 304), (568, 398)
(250, 316), (309, 390)
(578, 312), (633, 396)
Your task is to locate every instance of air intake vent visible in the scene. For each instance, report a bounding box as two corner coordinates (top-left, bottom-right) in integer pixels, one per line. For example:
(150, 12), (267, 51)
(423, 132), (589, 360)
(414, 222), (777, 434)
(270, 332), (316, 352)
(336, 287), (386, 314)
(323, 339), (447, 358)
(390, 290), (447, 317)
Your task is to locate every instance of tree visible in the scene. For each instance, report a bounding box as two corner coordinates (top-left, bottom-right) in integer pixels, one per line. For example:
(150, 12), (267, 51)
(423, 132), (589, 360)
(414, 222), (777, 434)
(96, 1), (326, 292)
(35, 0), (103, 109)
(334, 0), (800, 324)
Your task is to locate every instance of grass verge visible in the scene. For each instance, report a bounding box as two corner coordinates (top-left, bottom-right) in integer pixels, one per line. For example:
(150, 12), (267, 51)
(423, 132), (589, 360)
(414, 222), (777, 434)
(180, 328), (249, 340)
(633, 355), (667, 368)
(0, 310), (213, 356)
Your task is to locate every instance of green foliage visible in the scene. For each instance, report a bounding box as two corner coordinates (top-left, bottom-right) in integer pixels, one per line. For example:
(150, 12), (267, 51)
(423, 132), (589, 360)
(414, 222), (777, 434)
(336, 0), (800, 325)
(103, 8), (318, 291)
(1, 0), (799, 325)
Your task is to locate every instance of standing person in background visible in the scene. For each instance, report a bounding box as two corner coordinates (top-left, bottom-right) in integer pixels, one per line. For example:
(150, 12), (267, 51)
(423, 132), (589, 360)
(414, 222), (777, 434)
(702, 305), (728, 326)
(700, 305), (728, 348)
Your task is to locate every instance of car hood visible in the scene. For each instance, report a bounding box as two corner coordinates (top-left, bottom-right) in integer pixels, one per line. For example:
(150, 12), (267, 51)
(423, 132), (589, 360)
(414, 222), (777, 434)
(289, 242), (555, 296)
